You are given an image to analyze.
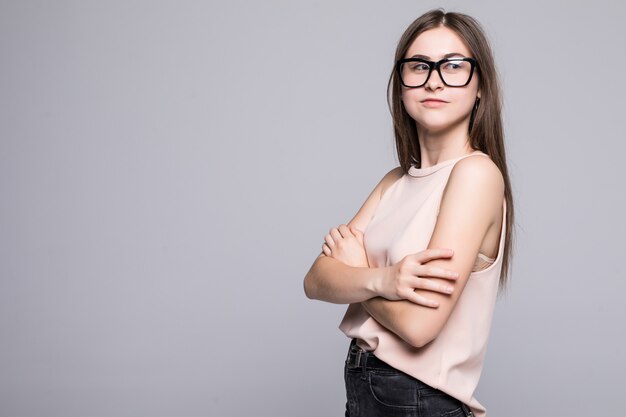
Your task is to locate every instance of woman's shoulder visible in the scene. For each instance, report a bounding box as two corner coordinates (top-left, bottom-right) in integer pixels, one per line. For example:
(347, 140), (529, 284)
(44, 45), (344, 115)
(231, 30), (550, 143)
(380, 166), (404, 200)
(446, 154), (505, 220)
(450, 153), (504, 193)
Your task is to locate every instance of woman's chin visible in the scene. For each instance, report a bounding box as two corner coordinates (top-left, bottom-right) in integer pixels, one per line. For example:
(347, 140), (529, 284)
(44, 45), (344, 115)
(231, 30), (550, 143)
(414, 115), (471, 136)
(416, 121), (455, 135)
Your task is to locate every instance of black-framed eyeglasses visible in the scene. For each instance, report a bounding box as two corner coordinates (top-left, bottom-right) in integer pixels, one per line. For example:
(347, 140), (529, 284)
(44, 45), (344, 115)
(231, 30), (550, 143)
(396, 57), (478, 88)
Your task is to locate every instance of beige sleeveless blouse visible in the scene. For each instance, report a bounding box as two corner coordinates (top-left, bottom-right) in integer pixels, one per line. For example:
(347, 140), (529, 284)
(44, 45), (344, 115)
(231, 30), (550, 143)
(339, 150), (506, 417)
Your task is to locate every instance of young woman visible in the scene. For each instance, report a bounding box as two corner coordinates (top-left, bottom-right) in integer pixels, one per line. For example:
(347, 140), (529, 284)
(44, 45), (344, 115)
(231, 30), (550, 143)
(304, 8), (514, 417)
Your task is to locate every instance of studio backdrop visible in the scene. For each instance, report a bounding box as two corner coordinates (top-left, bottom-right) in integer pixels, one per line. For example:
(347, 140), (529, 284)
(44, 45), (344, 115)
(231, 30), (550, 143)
(1, 1), (624, 416)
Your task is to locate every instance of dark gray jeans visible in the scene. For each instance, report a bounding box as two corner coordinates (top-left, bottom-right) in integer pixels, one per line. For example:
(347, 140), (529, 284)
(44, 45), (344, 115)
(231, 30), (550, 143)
(344, 339), (474, 417)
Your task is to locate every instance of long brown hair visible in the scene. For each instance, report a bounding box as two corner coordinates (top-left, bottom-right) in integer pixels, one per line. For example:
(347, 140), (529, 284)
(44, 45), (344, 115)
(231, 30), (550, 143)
(387, 8), (515, 291)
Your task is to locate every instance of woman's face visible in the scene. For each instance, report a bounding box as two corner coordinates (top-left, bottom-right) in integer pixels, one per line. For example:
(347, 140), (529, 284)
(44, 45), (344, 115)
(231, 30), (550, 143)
(401, 26), (480, 135)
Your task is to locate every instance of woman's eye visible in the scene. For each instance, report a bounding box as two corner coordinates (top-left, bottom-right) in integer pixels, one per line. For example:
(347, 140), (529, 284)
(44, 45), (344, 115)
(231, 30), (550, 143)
(410, 63), (429, 71)
(443, 61), (467, 71)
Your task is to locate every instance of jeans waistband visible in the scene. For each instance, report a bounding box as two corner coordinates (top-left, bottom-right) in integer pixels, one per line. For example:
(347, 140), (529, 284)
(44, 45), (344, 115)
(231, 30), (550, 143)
(345, 338), (400, 371)
(345, 339), (475, 417)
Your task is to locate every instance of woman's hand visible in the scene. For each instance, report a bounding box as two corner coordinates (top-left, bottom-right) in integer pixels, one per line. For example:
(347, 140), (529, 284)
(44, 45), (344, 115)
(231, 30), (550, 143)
(322, 225), (460, 307)
(322, 224), (369, 268)
(377, 249), (460, 307)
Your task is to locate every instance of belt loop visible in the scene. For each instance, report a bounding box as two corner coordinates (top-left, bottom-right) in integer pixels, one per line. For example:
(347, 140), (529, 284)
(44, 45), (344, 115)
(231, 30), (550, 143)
(346, 343), (351, 364)
(461, 403), (474, 417)
(347, 339), (361, 369)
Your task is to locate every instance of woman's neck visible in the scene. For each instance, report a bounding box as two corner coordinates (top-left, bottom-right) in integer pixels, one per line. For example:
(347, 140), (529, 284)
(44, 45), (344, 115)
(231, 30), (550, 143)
(416, 124), (474, 168)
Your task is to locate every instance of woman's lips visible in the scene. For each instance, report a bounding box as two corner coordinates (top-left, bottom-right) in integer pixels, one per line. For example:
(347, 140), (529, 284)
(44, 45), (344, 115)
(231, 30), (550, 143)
(421, 99), (448, 108)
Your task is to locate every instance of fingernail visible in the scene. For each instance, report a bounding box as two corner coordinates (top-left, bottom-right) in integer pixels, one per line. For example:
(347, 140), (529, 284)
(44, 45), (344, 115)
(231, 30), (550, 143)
(446, 287), (453, 293)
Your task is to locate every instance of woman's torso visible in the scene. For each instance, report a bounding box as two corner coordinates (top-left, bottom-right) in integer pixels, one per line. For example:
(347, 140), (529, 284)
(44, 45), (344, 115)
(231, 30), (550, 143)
(338, 150), (506, 417)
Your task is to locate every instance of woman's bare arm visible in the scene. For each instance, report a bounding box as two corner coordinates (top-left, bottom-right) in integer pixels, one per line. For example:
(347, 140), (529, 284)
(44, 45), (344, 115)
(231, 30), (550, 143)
(303, 167), (403, 304)
(361, 156), (505, 347)
(304, 166), (460, 306)
(303, 252), (391, 304)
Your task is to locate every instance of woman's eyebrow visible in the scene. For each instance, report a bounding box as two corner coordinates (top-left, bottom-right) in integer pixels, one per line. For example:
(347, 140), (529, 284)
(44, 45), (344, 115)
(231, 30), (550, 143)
(410, 52), (466, 59)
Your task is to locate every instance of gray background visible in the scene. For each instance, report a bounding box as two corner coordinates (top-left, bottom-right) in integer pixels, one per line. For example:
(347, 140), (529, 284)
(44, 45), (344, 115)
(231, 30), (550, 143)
(1, 0), (624, 416)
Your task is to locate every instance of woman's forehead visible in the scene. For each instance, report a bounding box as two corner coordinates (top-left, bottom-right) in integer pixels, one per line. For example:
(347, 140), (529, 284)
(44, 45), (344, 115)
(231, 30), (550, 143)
(406, 27), (471, 59)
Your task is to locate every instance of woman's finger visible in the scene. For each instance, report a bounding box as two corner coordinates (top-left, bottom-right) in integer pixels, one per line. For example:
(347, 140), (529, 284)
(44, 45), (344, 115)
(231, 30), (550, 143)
(330, 227), (343, 242)
(413, 276), (454, 294)
(350, 225), (363, 237)
(404, 290), (440, 308)
(324, 234), (335, 247)
(416, 265), (459, 280)
(414, 248), (455, 264)
(322, 243), (332, 256)
(338, 224), (354, 238)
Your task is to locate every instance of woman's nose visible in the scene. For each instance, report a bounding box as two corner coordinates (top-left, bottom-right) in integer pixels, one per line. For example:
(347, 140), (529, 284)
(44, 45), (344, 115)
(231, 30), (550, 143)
(425, 69), (444, 90)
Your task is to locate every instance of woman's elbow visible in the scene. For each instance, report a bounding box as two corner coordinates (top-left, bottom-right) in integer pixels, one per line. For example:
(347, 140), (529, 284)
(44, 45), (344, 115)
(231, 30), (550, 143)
(401, 325), (440, 348)
(303, 263), (323, 300)
(405, 334), (435, 348)
(303, 274), (317, 299)
(402, 333), (429, 348)
(303, 254), (326, 300)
